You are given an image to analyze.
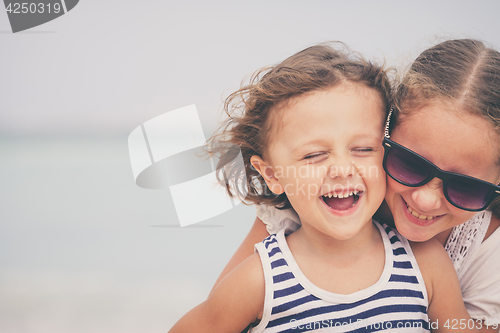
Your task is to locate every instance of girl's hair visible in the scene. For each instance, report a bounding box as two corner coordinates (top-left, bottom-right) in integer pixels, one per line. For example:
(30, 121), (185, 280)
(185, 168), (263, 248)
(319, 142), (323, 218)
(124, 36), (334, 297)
(392, 38), (500, 217)
(208, 42), (392, 209)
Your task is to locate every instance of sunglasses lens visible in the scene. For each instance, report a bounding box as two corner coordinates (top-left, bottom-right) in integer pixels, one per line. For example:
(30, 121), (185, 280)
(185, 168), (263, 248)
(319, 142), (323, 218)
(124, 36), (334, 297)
(386, 145), (432, 185)
(447, 177), (494, 210)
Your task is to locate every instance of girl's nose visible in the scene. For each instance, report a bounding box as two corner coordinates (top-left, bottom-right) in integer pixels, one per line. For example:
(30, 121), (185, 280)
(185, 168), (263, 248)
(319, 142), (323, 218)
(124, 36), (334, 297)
(410, 178), (444, 212)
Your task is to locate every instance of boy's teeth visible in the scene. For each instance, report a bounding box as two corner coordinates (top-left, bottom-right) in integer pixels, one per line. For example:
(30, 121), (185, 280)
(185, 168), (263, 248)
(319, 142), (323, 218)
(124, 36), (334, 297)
(323, 190), (359, 199)
(407, 205), (435, 220)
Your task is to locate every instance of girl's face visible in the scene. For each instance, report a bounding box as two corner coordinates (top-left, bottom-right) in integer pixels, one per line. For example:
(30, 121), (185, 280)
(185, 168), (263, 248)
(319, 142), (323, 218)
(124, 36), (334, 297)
(253, 84), (386, 241)
(385, 103), (500, 242)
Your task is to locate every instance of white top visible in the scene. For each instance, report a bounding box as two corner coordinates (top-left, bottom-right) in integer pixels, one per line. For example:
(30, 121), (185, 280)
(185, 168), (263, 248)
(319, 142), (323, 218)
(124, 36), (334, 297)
(256, 205), (500, 325)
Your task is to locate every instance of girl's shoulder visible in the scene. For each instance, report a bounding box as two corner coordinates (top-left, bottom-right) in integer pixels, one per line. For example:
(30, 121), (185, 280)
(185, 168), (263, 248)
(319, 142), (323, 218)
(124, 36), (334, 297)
(484, 212), (500, 241)
(409, 238), (460, 312)
(445, 210), (496, 277)
(460, 216), (500, 325)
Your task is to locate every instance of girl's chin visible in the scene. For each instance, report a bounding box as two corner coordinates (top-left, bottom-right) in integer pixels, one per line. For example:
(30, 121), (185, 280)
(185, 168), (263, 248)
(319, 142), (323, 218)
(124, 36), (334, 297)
(394, 212), (439, 242)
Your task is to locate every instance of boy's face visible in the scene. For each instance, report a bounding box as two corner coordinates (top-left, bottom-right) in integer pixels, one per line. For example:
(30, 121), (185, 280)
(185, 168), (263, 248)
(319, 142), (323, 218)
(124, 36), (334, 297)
(254, 83), (386, 241)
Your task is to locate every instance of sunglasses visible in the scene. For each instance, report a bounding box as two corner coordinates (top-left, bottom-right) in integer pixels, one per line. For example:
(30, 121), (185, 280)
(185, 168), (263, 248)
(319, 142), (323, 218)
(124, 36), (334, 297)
(382, 108), (500, 212)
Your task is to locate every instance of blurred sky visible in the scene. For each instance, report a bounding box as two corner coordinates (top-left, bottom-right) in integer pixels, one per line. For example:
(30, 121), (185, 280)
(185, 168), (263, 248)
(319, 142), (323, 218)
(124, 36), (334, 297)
(1, 0), (500, 137)
(2, 1), (500, 332)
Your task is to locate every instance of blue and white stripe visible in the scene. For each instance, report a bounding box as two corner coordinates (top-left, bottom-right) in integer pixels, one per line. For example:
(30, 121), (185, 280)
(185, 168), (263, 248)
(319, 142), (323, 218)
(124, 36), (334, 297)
(249, 221), (429, 332)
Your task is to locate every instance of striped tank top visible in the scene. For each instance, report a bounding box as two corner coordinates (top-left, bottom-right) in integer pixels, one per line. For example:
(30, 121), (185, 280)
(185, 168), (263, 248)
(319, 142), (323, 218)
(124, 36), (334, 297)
(249, 221), (430, 332)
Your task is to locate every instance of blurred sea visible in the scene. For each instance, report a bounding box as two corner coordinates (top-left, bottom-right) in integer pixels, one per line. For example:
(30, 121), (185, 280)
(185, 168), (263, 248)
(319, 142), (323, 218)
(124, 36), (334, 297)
(0, 136), (256, 332)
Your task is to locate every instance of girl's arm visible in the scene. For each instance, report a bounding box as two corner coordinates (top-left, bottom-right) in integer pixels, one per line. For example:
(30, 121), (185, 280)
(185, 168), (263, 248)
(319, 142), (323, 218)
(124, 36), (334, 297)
(170, 253), (265, 333)
(477, 217), (500, 332)
(411, 240), (479, 333)
(210, 216), (269, 295)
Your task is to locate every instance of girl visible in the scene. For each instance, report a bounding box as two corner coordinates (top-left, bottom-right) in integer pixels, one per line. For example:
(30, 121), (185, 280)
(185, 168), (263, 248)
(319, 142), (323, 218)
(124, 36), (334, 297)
(219, 39), (500, 332)
(169, 44), (475, 332)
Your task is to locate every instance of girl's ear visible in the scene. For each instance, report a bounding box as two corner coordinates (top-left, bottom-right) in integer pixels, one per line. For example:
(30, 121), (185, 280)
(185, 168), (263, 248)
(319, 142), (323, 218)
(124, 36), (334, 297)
(250, 155), (284, 195)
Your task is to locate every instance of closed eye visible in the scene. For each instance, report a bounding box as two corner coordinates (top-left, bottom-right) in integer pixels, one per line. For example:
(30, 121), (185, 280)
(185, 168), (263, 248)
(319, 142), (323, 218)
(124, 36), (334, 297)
(303, 152), (328, 163)
(351, 148), (374, 152)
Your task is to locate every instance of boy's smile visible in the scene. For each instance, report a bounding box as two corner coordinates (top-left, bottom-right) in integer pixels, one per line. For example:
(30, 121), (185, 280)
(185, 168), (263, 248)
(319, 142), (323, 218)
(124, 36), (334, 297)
(321, 189), (362, 213)
(252, 83), (387, 241)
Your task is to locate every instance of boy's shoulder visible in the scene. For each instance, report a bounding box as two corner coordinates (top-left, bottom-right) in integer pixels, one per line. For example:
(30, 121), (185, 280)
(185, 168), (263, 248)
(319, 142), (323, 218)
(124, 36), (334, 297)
(373, 219), (447, 261)
(169, 253), (265, 333)
(373, 220), (453, 301)
(372, 219), (402, 242)
(206, 252), (265, 328)
(220, 252), (265, 292)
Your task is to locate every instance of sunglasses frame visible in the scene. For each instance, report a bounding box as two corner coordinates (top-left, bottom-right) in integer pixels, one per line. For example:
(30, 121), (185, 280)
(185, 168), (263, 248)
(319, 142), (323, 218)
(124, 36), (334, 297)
(383, 107), (500, 212)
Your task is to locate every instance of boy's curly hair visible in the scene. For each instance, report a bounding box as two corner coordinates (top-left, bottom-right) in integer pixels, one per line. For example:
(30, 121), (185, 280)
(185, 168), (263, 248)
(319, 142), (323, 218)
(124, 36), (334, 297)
(208, 42), (393, 209)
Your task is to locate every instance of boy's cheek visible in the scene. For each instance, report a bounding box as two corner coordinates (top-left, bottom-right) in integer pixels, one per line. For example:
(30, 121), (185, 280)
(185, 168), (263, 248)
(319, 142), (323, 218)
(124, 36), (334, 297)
(282, 179), (324, 198)
(354, 163), (384, 179)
